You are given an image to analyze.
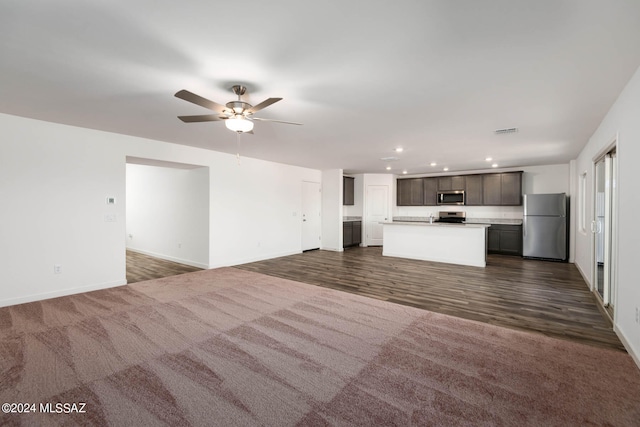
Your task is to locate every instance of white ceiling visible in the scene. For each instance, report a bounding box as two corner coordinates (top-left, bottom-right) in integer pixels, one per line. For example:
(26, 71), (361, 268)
(2, 1), (640, 174)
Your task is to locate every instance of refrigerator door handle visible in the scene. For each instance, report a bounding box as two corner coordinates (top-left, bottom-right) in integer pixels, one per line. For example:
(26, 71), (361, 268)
(522, 217), (527, 237)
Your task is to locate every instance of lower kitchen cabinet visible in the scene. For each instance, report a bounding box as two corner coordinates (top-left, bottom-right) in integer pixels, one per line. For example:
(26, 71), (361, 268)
(343, 221), (362, 248)
(487, 224), (522, 256)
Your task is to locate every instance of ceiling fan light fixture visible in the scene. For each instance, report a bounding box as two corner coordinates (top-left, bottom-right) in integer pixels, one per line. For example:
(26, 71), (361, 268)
(225, 116), (254, 133)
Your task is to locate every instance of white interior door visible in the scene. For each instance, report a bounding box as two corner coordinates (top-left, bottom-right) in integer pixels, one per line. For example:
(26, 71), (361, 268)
(302, 181), (321, 251)
(366, 185), (389, 246)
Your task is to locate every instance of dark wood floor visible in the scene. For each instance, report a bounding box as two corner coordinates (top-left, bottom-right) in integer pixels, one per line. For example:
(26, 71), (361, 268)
(237, 246), (624, 351)
(126, 250), (202, 284)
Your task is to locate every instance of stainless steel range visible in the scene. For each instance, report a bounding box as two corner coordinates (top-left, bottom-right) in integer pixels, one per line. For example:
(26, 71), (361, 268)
(437, 211), (466, 224)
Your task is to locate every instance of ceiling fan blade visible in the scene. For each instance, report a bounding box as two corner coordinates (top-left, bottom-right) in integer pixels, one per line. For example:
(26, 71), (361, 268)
(175, 90), (227, 113)
(178, 114), (225, 123)
(247, 97), (282, 114)
(251, 117), (302, 125)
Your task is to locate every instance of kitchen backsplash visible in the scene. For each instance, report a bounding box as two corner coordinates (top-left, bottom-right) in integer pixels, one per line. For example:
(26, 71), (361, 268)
(394, 205), (524, 220)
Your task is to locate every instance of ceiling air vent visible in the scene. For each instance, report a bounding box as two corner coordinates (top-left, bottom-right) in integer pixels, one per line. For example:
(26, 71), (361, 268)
(494, 127), (519, 135)
(380, 156), (399, 161)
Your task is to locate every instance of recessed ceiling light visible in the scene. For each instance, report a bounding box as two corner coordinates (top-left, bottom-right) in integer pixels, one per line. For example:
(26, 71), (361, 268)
(430, 162), (437, 167)
(443, 167), (449, 172)
(386, 166), (392, 170)
(395, 147), (404, 153)
(402, 170), (407, 174)
(492, 163), (498, 168)
(485, 157), (492, 161)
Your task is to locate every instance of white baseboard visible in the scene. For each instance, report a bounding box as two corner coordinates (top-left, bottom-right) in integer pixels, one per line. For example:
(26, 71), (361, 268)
(573, 260), (640, 371)
(320, 246), (343, 252)
(209, 249), (302, 269)
(127, 247), (209, 269)
(614, 325), (640, 372)
(0, 279), (127, 308)
(574, 261), (592, 291)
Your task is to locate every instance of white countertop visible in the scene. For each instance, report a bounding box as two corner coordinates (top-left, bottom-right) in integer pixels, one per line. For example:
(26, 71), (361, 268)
(385, 221), (490, 229)
(465, 218), (523, 225)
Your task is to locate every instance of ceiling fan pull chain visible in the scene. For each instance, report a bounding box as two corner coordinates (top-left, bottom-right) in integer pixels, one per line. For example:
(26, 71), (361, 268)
(236, 131), (242, 165)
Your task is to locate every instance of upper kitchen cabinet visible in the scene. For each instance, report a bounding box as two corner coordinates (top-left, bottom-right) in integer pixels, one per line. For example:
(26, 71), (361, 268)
(438, 176), (465, 191)
(465, 174), (483, 206)
(397, 178), (424, 206)
(423, 177), (438, 206)
(501, 172), (522, 205)
(396, 171), (522, 207)
(482, 172), (523, 206)
(483, 174), (502, 205)
(343, 176), (355, 205)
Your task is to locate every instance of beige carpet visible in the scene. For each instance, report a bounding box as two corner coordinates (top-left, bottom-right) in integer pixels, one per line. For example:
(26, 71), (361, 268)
(1, 267), (639, 426)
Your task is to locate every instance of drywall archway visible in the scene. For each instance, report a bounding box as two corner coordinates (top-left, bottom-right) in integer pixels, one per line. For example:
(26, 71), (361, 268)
(125, 157), (210, 274)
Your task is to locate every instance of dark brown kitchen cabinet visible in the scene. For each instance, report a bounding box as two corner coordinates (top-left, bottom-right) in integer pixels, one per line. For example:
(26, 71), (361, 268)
(487, 224), (522, 256)
(438, 176), (465, 191)
(482, 172), (523, 206)
(483, 174), (502, 205)
(343, 221), (352, 247)
(343, 221), (361, 248)
(352, 221), (362, 246)
(397, 178), (424, 206)
(343, 176), (355, 206)
(396, 171), (522, 206)
(465, 175), (483, 206)
(501, 172), (522, 205)
(423, 177), (438, 206)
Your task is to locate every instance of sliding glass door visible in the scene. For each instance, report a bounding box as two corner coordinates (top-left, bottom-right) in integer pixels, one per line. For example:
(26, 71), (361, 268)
(593, 148), (617, 315)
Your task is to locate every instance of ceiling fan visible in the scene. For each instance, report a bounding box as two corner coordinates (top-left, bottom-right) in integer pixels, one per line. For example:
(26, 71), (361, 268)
(175, 85), (301, 133)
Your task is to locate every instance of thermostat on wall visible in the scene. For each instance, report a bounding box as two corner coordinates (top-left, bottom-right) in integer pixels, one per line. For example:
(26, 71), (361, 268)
(106, 197), (116, 204)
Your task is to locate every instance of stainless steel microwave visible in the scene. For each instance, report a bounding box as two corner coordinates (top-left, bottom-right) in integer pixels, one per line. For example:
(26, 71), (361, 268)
(437, 190), (465, 205)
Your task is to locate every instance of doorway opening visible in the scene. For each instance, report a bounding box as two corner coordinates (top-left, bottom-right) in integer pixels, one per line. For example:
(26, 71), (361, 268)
(593, 144), (617, 320)
(125, 157), (210, 283)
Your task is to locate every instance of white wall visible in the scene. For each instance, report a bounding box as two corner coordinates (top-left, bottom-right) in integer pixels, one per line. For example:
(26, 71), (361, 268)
(321, 169), (343, 251)
(521, 164), (569, 194)
(0, 113), (321, 307)
(0, 117), (127, 306)
(126, 163), (209, 269)
(573, 64), (640, 365)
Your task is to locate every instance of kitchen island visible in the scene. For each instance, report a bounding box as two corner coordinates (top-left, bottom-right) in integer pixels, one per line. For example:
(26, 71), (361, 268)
(382, 221), (491, 267)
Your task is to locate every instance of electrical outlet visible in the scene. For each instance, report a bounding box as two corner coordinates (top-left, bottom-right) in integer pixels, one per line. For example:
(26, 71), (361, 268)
(178, 243), (182, 249)
(54, 264), (62, 274)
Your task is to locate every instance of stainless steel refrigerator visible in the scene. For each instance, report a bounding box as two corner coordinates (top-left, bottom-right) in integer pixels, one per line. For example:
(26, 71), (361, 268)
(523, 193), (569, 261)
